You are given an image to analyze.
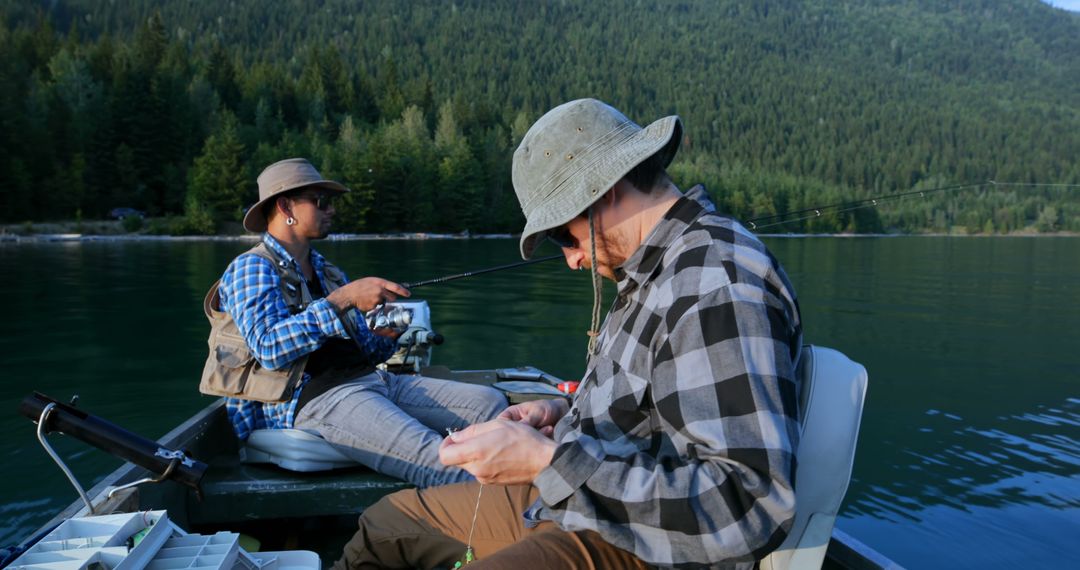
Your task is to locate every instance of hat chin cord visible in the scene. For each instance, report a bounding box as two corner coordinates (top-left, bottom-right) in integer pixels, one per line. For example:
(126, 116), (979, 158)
(587, 208), (602, 358)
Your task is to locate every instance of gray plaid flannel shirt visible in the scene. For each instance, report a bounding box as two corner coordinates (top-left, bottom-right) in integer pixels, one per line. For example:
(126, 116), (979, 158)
(529, 186), (803, 568)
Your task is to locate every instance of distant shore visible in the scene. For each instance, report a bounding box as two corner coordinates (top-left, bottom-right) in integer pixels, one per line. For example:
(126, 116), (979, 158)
(1, 219), (1075, 243)
(0, 219), (515, 243)
(0, 232), (517, 243)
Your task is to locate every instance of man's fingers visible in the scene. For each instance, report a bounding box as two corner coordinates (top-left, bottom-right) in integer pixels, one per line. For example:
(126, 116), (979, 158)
(439, 420), (510, 467)
(447, 423), (480, 442)
(438, 443), (467, 466)
(496, 402), (550, 427)
(439, 429), (486, 466)
(383, 280), (411, 298)
(497, 406), (529, 422)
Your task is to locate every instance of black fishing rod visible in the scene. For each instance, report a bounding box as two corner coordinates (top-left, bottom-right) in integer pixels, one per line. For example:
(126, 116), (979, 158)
(743, 180), (1080, 232)
(744, 181), (981, 231)
(390, 180), (1077, 289)
(367, 254), (564, 334)
(402, 254), (563, 289)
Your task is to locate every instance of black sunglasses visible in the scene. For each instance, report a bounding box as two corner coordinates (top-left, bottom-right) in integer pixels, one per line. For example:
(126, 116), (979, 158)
(295, 192), (335, 211)
(547, 225), (576, 249)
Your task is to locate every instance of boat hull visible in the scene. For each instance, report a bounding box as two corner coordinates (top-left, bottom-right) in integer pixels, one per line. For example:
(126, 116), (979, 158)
(20, 370), (897, 569)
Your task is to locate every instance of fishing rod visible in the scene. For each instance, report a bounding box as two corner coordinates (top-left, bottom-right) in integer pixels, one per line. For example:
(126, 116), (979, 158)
(392, 182), (959, 290)
(743, 180), (1080, 232)
(369, 179), (1076, 331)
(368, 254), (563, 334)
(744, 181), (980, 231)
(391, 184), (966, 289)
(402, 254), (563, 289)
(385, 179), (1076, 293)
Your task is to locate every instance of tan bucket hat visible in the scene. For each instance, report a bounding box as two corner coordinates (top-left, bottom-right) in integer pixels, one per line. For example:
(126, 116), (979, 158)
(512, 99), (682, 259)
(243, 158), (350, 232)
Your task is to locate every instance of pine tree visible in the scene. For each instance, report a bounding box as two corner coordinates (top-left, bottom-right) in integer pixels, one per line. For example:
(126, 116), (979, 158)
(188, 112), (249, 231)
(332, 115), (376, 232)
(435, 101), (480, 232)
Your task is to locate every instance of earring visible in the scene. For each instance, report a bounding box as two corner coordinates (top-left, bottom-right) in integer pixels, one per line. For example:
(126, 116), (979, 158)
(286, 217), (296, 226)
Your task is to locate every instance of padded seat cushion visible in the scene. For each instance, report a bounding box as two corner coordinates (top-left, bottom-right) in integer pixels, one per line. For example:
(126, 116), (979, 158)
(242, 428), (360, 472)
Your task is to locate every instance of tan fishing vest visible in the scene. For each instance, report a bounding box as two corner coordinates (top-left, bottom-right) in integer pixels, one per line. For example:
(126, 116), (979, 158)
(199, 241), (352, 403)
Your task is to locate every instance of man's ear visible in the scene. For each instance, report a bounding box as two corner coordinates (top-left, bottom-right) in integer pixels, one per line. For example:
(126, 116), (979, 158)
(605, 183), (620, 205)
(275, 196), (292, 218)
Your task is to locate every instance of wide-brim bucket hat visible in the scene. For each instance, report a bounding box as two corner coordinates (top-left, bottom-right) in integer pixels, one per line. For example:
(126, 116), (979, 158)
(512, 99), (682, 259)
(243, 158), (349, 232)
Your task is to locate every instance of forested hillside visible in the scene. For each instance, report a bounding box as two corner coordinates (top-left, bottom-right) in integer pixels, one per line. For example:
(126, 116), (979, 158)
(2, 0), (1077, 234)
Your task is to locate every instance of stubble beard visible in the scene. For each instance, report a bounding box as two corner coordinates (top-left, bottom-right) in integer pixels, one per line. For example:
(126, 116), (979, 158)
(593, 231), (630, 281)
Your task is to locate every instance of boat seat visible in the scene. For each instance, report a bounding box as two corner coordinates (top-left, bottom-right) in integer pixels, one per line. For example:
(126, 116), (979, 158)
(242, 428), (361, 472)
(760, 345), (869, 570)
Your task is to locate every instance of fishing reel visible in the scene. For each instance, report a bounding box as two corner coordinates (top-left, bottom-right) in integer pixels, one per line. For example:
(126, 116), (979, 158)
(371, 300), (444, 373)
(366, 304), (412, 333)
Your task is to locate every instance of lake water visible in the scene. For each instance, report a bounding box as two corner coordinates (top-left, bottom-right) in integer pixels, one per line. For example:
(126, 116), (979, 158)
(0, 236), (1076, 568)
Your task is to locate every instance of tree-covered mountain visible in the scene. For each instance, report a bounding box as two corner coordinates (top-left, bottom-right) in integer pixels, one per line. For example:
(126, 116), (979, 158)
(2, 0), (1077, 233)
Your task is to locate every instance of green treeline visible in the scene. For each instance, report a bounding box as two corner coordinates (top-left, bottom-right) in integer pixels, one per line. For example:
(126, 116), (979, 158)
(1, 0), (1077, 234)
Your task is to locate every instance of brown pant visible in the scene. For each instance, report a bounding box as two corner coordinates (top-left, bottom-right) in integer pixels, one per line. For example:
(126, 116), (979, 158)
(333, 481), (649, 569)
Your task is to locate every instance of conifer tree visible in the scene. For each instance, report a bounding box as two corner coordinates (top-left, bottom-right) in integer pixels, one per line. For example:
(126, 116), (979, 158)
(187, 112), (249, 232)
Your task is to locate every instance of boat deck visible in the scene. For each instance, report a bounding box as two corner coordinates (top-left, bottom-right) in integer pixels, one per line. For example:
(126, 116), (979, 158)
(196, 459), (409, 525)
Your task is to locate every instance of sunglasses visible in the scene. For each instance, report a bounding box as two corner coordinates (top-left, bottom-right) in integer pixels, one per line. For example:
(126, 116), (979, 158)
(295, 192), (335, 211)
(547, 225), (576, 249)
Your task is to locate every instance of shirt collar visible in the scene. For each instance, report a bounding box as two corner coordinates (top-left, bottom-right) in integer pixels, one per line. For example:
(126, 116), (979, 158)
(615, 185), (715, 294)
(262, 233), (327, 274)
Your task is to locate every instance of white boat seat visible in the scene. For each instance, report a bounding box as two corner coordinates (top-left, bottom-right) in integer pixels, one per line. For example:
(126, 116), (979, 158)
(760, 345), (869, 570)
(242, 428), (362, 472)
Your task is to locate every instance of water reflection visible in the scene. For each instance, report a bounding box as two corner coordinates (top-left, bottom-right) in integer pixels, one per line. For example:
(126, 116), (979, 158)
(846, 398), (1080, 522)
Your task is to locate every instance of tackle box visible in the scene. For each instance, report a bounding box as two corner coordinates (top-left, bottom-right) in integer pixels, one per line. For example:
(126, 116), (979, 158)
(8, 512), (317, 570)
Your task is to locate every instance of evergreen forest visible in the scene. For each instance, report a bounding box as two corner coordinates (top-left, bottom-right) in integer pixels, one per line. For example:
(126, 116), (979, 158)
(1, 0), (1078, 235)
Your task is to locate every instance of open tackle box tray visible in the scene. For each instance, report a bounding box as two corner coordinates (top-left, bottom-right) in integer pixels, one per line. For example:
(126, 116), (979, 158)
(7, 512), (317, 570)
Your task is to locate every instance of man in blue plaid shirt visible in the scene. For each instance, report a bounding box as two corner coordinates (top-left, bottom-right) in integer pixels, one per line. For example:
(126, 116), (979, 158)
(204, 158), (506, 488)
(334, 100), (802, 569)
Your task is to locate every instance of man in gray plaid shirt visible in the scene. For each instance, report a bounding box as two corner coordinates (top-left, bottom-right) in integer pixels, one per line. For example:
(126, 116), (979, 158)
(334, 99), (803, 569)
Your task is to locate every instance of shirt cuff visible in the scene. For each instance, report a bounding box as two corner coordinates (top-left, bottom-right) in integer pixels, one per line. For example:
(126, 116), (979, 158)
(309, 298), (349, 337)
(534, 436), (604, 507)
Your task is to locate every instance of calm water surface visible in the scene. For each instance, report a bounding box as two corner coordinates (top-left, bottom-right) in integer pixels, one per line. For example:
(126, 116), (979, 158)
(1, 237), (1077, 568)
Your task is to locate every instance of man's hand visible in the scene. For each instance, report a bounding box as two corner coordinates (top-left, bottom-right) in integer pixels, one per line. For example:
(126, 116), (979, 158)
(498, 398), (569, 438)
(371, 326), (403, 340)
(327, 277), (410, 313)
(439, 420), (557, 484)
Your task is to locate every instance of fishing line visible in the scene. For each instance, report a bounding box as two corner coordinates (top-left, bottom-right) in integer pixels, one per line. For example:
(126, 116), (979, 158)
(456, 482), (483, 567)
(987, 181), (1080, 189)
(444, 427), (482, 567)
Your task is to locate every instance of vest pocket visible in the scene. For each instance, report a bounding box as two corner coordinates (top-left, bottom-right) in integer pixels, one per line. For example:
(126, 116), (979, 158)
(214, 342), (255, 393)
(200, 325), (302, 403)
(200, 334), (255, 396)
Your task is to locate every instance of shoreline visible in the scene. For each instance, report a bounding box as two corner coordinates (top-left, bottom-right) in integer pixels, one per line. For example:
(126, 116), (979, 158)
(2, 231), (1077, 244)
(2, 220), (1077, 243)
(0, 231), (517, 243)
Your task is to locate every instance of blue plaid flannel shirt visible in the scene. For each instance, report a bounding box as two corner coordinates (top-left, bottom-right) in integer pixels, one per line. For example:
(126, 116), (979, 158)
(218, 234), (396, 440)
